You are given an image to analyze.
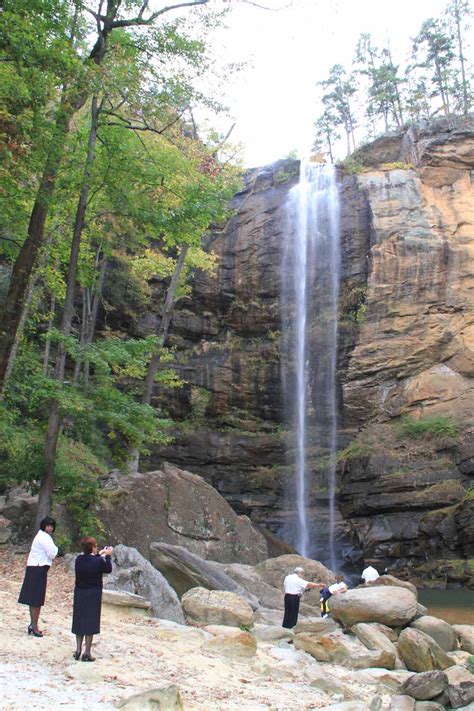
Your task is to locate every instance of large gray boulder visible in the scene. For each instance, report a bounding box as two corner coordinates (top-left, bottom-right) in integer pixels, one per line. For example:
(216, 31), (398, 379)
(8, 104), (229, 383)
(389, 697), (415, 711)
(222, 562), (285, 610)
(148, 542), (259, 608)
(254, 554), (335, 607)
(201, 629), (257, 658)
(411, 615), (457, 652)
(221, 559), (325, 615)
(453, 625), (474, 654)
(330, 587), (417, 627)
(365, 575), (418, 598)
(398, 628), (454, 672)
(181, 587), (254, 628)
(116, 684), (183, 710)
(445, 665), (474, 708)
(352, 622), (405, 669)
(107, 544), (184, 623)
(399, 671), (448, 700)
(97, 463), (268, 564)
(294, 631), (395, 669)
(294, 631), (353, 663)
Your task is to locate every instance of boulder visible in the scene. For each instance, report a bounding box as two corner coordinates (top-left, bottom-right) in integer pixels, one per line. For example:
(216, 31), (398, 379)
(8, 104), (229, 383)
(345, 650), (397, 670)
(97, 463), (268, 564)
(414, 604), (429, 620)
(116, 684), (183, 710)
(453, 625), (474, 654)
(201, 630), (257, 658)
(362, 668), (415, 693)
(368, 575), (418, 598)
(320, 703), (374, 711)
(411, 615), (457, 652)
(107, 544), (184, 623)
(148, 542), (259, 608)
(306, 667), (355, 697)
(389, 697), (415, 711)
(294, 617), (338, 634)
(294, 631), (353, 663)
(102, 589), (150, 610)
(397, 628), (454, 672)
(329, 587), (417, 627)
(400, 670), (448, 700)
(0, 515), (11, 544)
(222, 562), (284, 610)
(446, 665), (474, 708)
(254, 554), (336, 605)
(448, 650), (473, 666)
(181, 587), (254, 628)
(413, 703), (445, 711)
(253, 625), (294, 643)
(352, 622), (405, 669)
(370, 622), (399, 642)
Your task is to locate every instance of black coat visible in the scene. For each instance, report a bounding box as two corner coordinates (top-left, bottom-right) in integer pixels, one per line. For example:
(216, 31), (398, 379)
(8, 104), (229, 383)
(72, 554), (112, 635)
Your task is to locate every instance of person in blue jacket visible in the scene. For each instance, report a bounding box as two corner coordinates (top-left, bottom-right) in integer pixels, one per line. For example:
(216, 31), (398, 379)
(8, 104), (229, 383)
(72, 536), (113, 661)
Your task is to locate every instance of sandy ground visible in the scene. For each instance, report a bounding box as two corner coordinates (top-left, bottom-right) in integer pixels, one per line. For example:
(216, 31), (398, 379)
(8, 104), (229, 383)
(0, 550), (391, 710)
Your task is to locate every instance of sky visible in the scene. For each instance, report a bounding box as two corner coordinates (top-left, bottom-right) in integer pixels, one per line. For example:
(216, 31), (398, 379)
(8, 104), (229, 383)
(209, 0), (459, 166)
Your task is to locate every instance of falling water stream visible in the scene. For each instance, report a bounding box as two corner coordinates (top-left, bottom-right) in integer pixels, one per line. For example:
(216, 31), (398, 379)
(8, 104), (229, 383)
(283, 163), (340, 567)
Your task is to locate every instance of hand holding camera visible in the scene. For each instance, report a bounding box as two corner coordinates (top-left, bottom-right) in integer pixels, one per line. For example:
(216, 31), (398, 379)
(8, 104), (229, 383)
(99, 545), (113, 556)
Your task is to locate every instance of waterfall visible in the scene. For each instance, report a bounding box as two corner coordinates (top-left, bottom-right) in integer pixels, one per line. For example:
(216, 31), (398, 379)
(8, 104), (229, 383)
(282, 162), (340, 567)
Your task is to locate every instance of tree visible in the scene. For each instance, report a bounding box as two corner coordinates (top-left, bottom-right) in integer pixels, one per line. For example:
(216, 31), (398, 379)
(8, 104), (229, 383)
(0, 0), (212, 392)
(313, 111), (340, 163)
(412, 17), (456, 116)
(353, 34), (404, 133)
(445, 0), (472, 115)
(319, 65), (357, 156)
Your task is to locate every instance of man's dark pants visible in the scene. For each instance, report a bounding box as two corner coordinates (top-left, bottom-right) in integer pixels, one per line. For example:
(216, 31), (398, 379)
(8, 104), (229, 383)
(282, 593), (300, 628)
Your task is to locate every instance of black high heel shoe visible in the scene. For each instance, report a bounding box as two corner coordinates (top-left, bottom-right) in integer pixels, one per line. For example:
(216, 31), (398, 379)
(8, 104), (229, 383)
(81, 653), (96, 662)
(73, 651), (81, 660)
(28, 624), (43, 638)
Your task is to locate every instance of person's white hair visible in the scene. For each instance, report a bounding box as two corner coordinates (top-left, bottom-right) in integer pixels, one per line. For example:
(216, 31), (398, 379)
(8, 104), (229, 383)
(294, 566), (304, 574)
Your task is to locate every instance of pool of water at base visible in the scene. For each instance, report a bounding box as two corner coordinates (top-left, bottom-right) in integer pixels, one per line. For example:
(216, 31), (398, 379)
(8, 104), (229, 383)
(418, 588), (474, 625)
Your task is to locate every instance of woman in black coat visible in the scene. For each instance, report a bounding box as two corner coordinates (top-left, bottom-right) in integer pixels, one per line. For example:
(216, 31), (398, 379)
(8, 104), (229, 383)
(72, 536), (113, 661)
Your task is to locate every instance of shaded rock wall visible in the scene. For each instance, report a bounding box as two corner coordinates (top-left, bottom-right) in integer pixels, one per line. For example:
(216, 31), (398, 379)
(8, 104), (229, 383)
(132, 120), (473, 583)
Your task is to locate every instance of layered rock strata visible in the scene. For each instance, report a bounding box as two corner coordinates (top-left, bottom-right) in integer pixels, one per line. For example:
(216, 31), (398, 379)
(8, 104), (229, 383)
(101, 119), (474, 583)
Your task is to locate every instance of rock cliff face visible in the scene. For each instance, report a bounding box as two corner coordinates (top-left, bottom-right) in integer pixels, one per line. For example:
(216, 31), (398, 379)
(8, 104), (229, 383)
(139, 119), (474, 586)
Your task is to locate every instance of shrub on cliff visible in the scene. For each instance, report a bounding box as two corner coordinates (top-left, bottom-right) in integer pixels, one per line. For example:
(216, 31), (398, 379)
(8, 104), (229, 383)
(396, 415), (459, 439)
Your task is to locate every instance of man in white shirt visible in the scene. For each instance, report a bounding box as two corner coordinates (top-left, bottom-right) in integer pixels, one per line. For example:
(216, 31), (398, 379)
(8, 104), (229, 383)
(282, 567), (324, 628)
(361, 564), (380, 584)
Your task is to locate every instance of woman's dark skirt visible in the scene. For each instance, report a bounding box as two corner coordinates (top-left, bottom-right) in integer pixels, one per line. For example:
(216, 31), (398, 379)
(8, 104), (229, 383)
(72, 587), (103, 635)
(18, 565), (50, 607)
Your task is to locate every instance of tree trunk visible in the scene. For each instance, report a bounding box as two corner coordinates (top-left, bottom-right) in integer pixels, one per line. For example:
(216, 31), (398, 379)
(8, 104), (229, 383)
(83, 254), (107, 384)
(453, 0), (469, 115)
(0, 98), (73, 389)
(126, 244), (189, 473)
(42, 295), (56, 376)
(35, 96), (100, 528)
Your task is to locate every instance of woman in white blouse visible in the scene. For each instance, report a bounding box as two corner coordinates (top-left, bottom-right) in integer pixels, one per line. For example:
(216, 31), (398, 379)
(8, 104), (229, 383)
(18, 516), (58, 637)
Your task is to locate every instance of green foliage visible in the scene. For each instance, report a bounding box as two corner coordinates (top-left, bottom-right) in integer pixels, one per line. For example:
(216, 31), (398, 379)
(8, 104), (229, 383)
(396, 415), (459, 440)
(313, 0), (473, 156)
(0, 404), (104, 537)
(337, 156), (364, 175)
(54, 438), (106, 539)
(337, 441), (373, 461)
(189, 386), (212, 420)
(380, 162), (415, 170)
(339, 285), (367, 324)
